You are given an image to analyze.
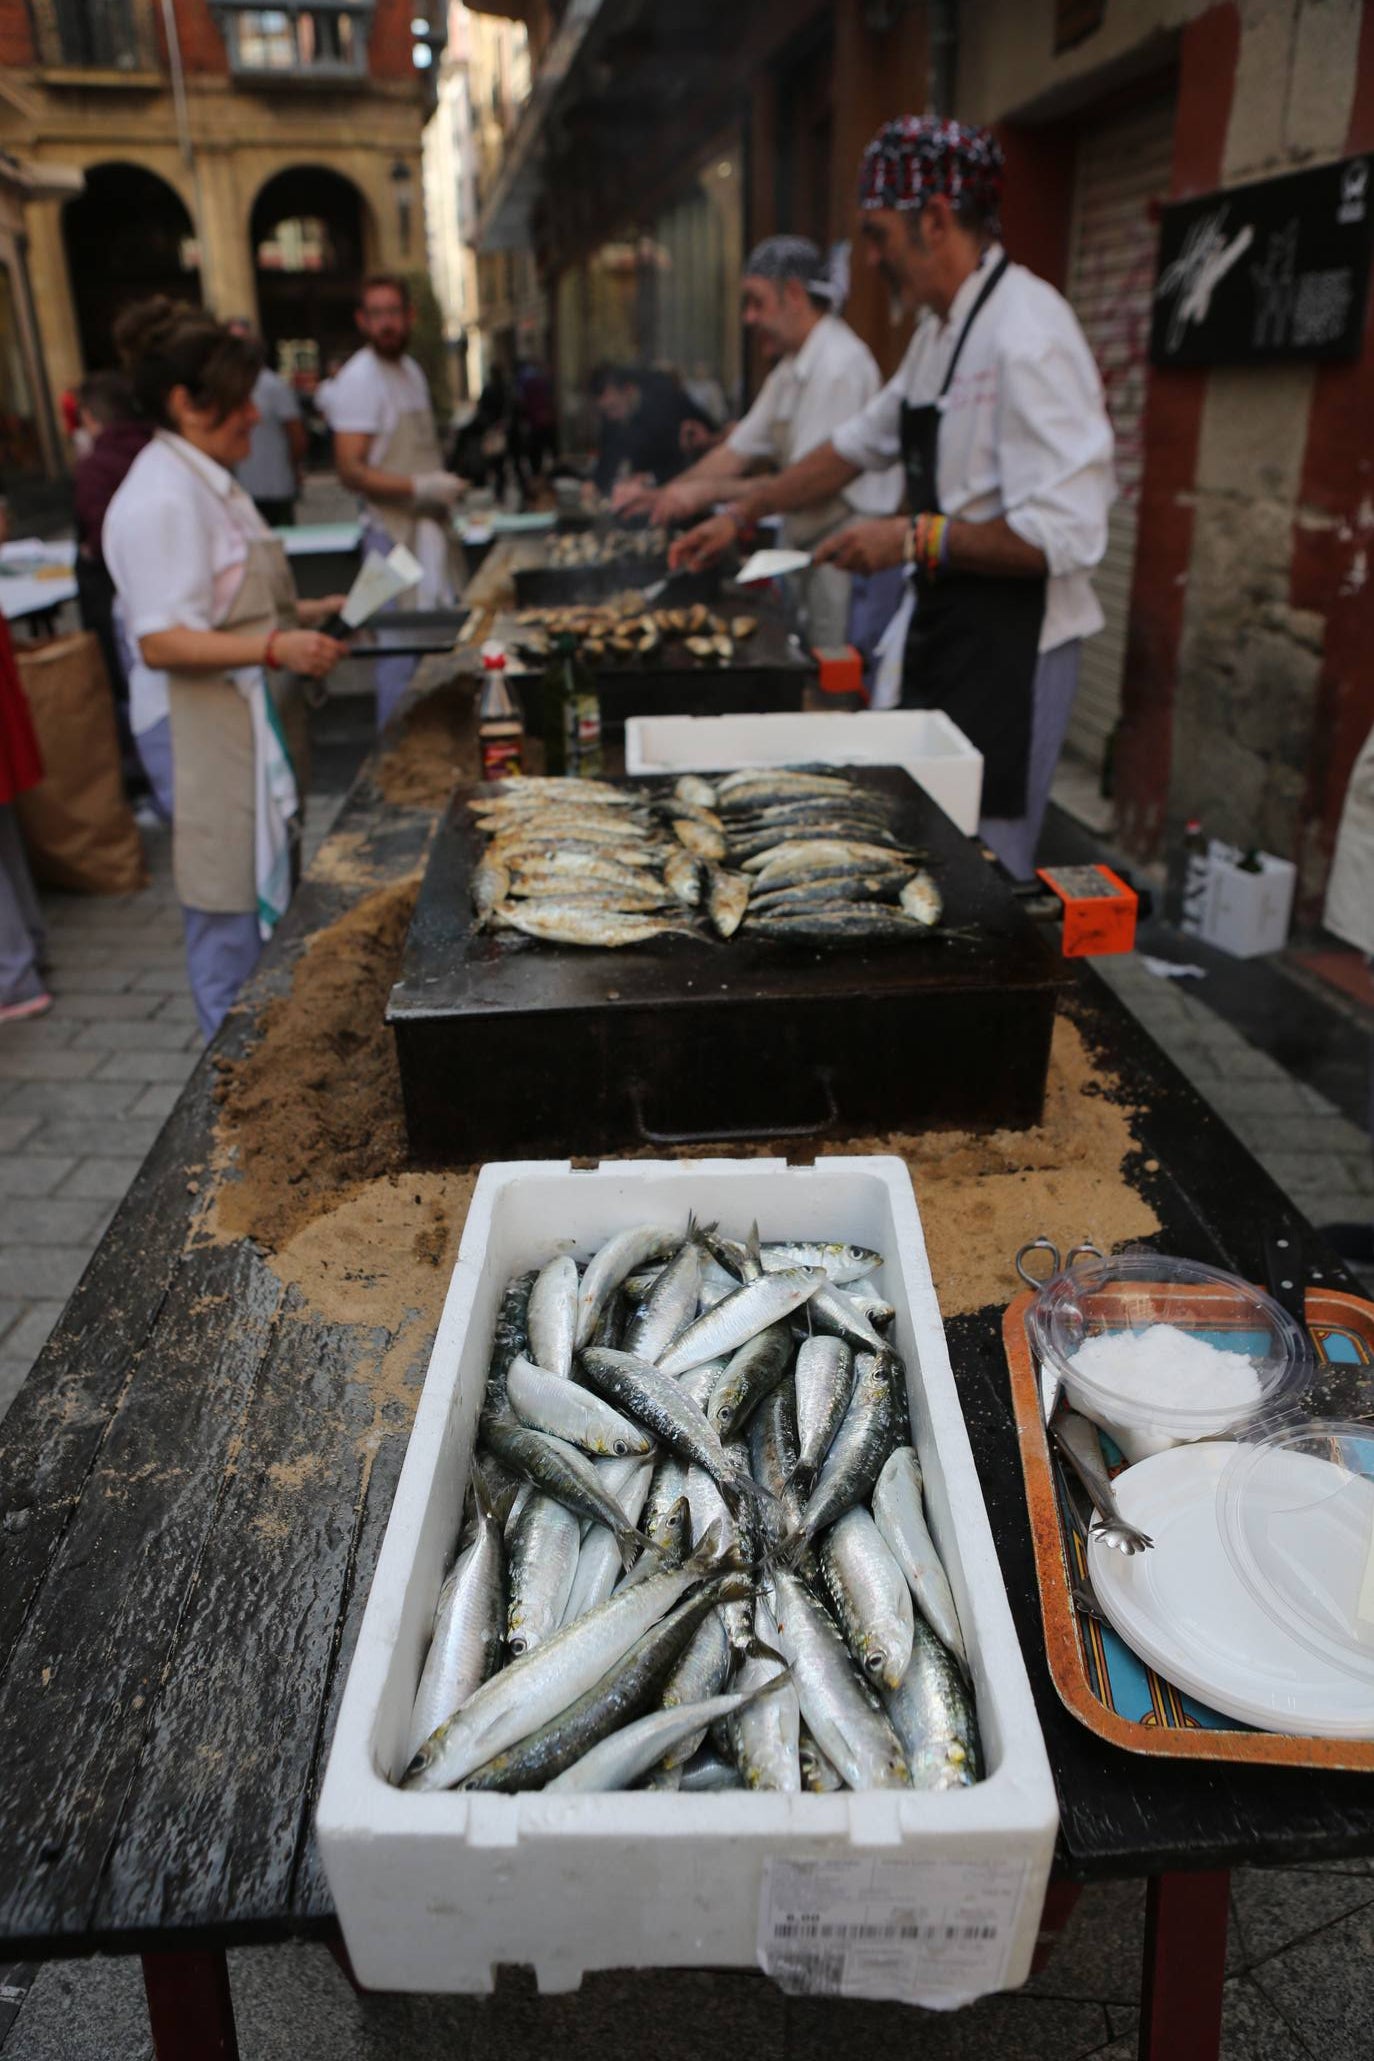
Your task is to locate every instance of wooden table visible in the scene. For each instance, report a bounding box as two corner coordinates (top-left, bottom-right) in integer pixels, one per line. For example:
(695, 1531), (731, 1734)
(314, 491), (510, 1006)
(0, 680), (1370, 2060)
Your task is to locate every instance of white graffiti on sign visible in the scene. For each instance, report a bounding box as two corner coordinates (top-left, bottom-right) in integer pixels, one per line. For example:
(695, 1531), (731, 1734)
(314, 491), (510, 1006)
(1155, 205), (1255, 353)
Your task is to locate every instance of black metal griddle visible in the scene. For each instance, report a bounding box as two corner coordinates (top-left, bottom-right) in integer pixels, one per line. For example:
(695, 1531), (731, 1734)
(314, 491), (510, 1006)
(387, 766), (1065, 1161)
(498, 607), (811, 739)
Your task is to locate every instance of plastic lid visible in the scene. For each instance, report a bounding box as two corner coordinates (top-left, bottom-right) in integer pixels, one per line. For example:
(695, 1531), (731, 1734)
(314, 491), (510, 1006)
(1219, 1420), (1374, 1684)
(1033, 1248), (1311, 1439)
(480, 639), (506, 670)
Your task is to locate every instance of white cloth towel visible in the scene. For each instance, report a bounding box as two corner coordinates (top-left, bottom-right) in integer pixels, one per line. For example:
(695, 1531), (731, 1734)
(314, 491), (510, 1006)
(237, 670), (298, 940)
(870, 576), (915, 710)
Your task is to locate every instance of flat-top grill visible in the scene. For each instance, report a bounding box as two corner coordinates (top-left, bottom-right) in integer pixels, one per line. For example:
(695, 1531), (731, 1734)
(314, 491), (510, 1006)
(387, 767), (1064, 1161)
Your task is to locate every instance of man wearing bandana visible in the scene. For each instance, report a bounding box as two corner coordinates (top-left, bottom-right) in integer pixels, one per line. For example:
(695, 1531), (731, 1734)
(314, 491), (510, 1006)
(619, 235), (901, 648)
(672, 116), (1115, 878)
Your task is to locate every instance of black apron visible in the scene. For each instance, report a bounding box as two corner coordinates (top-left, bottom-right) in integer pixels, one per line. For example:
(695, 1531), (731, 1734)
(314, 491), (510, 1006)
(900, 254), (1046, 819)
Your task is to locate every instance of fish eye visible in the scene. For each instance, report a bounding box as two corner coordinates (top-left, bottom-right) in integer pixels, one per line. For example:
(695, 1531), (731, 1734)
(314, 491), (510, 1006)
(509, 1636), (526, 1655)
(865, 1654), (885, 1675)
(614, 1440), (629, 1455)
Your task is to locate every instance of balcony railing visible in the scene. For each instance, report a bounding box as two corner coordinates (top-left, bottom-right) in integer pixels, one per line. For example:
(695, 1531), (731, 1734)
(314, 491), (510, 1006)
(214, 2), (374, 82)
(28, 0), (160, 72)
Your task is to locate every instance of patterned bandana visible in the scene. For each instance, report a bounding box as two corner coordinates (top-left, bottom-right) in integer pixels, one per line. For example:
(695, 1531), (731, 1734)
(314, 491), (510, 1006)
(858, 115), (1005, 224)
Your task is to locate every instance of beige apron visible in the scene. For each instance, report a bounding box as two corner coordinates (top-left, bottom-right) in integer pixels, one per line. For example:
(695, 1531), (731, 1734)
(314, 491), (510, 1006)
(167, 532), (305, 914)
(1324, 722), (1374, 956)
(766, 387), (853, 649)
(366, 406), (461, 606)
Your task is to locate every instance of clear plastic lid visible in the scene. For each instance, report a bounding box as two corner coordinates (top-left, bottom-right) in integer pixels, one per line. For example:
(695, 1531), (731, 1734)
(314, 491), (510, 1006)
(1033, 1249), (1312, 1440)
(1219, 1420), (1374, 1685)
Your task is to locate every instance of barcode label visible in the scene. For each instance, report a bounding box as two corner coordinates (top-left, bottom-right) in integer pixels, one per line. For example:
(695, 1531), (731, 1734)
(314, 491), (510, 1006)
(758, 1856), (1030, 2008)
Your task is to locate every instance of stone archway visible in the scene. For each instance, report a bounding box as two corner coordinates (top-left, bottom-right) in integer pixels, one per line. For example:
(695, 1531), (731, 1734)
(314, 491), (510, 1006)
(250, 165), (369, 382)
(63, 162), (202, 370)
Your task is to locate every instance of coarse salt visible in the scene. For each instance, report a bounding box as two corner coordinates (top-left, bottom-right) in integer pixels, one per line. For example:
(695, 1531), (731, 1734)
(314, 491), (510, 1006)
(1067, 1323), (1262, 1427)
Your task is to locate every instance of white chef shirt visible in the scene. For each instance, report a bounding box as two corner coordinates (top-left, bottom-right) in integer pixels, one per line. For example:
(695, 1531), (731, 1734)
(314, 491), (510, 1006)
(104, 430), (269, 734)
(325, 347), (433, 467)
(728, 313), (902, 517)
(831, 247), (1115, 651)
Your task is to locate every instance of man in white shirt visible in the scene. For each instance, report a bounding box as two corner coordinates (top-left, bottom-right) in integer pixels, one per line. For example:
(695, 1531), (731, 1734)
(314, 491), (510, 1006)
(329, 274), (466, 728)
(672, 118), (1115, 877)
(622, 235), (901, 648)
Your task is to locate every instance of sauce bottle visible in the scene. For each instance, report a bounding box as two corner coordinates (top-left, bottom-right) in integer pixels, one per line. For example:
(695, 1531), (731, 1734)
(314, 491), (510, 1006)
(478, 639), (524, 781)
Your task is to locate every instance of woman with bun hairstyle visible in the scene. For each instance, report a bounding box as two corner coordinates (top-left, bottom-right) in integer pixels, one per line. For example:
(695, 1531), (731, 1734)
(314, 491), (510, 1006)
(103, 297), (349, 1039)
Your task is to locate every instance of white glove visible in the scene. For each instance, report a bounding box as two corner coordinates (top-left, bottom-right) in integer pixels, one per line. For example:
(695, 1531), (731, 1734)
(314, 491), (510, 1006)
(411, 469), (465, 508)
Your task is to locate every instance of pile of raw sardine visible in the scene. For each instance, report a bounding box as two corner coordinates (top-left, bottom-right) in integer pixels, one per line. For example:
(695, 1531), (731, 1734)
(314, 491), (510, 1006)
(470, 769), (945, 950)
(401, 1217), (980, 1795)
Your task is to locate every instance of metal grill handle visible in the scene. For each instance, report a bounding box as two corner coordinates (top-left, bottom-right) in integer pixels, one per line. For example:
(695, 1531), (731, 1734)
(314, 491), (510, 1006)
(627, 1068), (838, 1146)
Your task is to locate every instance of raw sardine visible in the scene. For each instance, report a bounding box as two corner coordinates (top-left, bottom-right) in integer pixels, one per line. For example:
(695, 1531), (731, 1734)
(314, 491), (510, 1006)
(656, 1267), (825, 1376)
(404, 1525), (727, 1789)
(575, 1224), (680, 1347)
(818, 1507), (915, 1690)
(769, 1569), (908, 1790)
(405, 1471), (506, 1763)
(527, 1254), (579, 1378)
(884, 1616), (981, 1789)
(872, 1446), (967, 1667)
(506, 1353), (653, 1457)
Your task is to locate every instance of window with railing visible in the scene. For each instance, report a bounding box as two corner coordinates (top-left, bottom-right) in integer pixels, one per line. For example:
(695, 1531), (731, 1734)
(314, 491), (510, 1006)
(28, 0), (159, 71)
(216, 1), (373, 78)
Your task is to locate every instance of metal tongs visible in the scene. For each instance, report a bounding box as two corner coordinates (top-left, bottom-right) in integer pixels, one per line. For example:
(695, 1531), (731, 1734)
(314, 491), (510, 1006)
(1015, 1236), (1154, 1558)
(1015, 1237), (1104, 1424)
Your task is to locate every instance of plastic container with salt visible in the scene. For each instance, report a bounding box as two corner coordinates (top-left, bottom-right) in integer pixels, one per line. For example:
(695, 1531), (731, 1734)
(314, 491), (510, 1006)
(1033, 1250), (1311, 1463)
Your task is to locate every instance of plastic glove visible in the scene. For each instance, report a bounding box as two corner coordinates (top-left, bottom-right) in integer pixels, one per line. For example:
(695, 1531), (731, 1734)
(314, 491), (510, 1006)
(412, 470), (466, 508)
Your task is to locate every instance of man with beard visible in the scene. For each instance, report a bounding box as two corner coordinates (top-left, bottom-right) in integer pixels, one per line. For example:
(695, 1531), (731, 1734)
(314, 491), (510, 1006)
(620, 235), (900, 648)
(673, 119), (1114, 877)
(330, 274), (466, 727)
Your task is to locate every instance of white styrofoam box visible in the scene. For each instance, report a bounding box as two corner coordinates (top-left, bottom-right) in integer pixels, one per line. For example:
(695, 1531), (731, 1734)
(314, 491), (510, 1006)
(317, 1158), (1057, 2005)
(624, 709), (985, 833)
(1200, 840), (1297, 958)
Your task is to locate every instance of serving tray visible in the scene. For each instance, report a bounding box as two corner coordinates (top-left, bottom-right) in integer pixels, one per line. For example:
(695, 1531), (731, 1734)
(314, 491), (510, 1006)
(1003, 1284), (1374, 1770)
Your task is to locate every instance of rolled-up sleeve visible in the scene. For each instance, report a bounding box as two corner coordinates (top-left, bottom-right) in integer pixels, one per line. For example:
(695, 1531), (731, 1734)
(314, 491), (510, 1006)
(727, 366), (782, 463)
(830, 368), (905, 474)
(106, 491), (217, 639)
(998, 336), (1115, 577)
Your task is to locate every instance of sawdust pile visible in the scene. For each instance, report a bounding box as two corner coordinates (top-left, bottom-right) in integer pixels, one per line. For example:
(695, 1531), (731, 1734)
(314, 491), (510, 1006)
(211, 878), (419, 1252)
(861, 1016), (1160, 1314)
(376, 690), (474, 810)
(208, 861), (1157, 1331)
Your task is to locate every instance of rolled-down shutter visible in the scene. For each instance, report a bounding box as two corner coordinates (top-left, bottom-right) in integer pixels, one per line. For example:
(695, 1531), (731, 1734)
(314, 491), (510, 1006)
(1065, 96), (1176, 775)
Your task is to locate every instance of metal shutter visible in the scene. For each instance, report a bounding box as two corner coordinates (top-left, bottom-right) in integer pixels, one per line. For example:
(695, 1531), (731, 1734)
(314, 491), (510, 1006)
(1065, 97), (1176, 776)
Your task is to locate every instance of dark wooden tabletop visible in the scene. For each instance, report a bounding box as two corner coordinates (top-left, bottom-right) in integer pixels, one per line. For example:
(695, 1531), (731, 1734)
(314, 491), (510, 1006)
(0, 712), (1370, 1964)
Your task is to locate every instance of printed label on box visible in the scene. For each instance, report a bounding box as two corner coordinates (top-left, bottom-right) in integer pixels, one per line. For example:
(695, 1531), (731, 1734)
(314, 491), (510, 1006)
(757, 1854), (1029, 2007)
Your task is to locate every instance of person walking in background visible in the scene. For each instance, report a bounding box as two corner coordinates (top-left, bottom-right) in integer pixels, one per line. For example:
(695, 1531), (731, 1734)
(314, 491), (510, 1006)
(513, 358), (557, 495)
(226, 321), (307, 529)
(104, 298), (349, 1040)
(329, 274), (466, 729)
(0, 605), (49, 1024)
(72, 372), (151, 792)
(624, 235), (901, 650)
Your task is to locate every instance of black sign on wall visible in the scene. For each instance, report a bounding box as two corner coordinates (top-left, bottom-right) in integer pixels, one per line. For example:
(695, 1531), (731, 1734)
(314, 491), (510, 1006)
(1150, 156), (1374, 367)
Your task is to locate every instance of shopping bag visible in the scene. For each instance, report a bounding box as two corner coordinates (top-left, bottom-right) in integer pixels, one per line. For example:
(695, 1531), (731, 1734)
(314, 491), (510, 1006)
(13, 630), (145, 893)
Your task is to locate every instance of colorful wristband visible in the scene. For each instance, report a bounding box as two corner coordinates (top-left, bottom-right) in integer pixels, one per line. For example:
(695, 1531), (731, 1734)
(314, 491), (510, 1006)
(265, 629), (280, 669)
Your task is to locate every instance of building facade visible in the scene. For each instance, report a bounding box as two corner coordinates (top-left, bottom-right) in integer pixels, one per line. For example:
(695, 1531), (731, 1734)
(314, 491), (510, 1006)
(466, 0), (1374, 920)
(423, 0), (546, 405)
(0, 0), (436, 404)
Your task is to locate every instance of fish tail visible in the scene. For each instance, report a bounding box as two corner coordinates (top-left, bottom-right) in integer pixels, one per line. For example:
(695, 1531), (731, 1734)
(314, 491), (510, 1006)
(615, 1525), (657, 1572)
(469, 1458), (499, 1528)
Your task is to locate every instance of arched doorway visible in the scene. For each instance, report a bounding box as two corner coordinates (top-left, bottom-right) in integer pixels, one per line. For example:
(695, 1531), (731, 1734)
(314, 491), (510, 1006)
(251, 167), (367, 385)
(64, 163), (201, 370)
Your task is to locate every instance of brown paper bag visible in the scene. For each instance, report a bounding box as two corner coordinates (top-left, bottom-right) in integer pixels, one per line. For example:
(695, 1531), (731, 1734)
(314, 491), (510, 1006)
(13, 631), (145, 894)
